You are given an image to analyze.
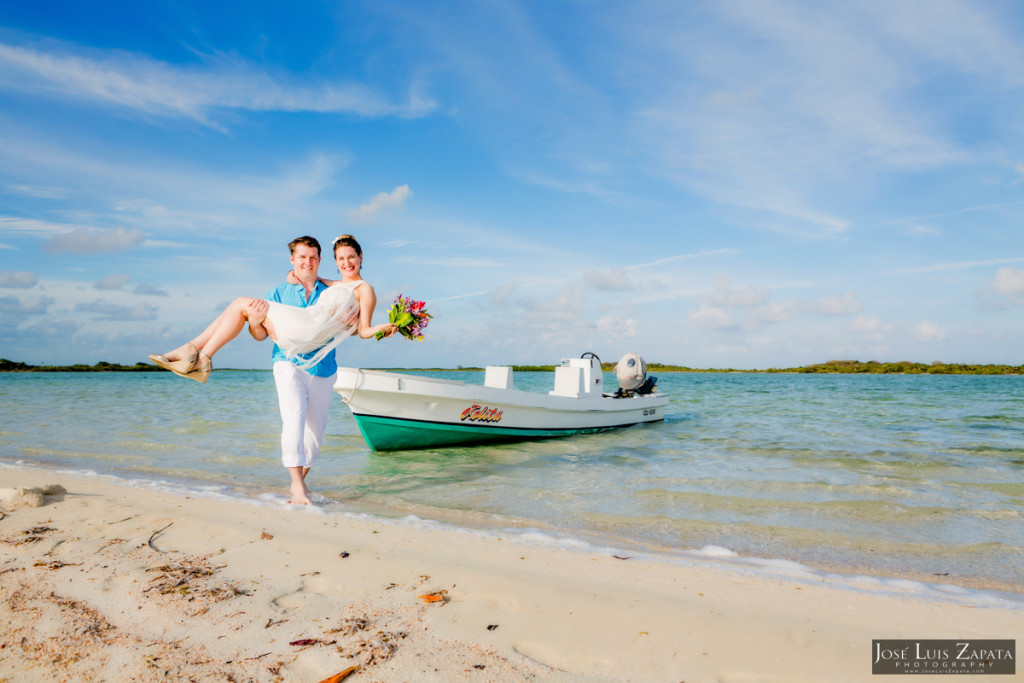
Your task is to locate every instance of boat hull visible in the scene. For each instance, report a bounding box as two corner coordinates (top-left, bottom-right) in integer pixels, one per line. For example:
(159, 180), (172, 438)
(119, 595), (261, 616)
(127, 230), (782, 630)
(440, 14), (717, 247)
(333, 367), (669, 451)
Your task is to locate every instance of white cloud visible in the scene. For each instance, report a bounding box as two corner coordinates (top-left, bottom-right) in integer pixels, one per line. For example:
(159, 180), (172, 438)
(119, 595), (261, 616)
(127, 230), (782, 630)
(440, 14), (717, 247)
(133, 283), (168, 297)
(0, 142), (349, 239)
(806, 292), (862, 316)
(849, 315), (895, 334)
(4, 184), (67, 199)
(982, 266), (1024, 307)
(630, 249), (740, 271)
(752, 300), (798, 325)
(0, 294), (53, 315)
(346, 185), (412, 224)
(0, 41), (435, 125)
(0, 216), (90, 237)
(0, 319), (81, 356)
(990, 266), (1024, 296)
(43, 227), (145, 254)
(617, 0), (1020, 236)
(704, 275), (769, 308)
(689, 303), (736, 330)
(915, 321), (946, 341)
(596, 315), (638, 338)
(0, 270), (38, 288)
(95, 274), (131, 290)
(890, 258), (1024, 275)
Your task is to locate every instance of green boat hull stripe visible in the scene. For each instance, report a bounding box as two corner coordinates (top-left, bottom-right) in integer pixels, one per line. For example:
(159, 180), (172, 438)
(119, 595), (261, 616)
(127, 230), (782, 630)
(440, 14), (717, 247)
(356, 412), (643, 433)
(351, 412), (642, 451)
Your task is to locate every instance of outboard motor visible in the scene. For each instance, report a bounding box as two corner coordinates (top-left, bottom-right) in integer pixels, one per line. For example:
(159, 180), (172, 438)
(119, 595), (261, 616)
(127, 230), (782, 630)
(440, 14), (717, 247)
(614, 352), (658, 397)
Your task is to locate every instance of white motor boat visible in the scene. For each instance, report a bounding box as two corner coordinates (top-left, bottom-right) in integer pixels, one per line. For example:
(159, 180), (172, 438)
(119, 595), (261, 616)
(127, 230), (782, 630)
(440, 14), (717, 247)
(333, 352), (669, 451)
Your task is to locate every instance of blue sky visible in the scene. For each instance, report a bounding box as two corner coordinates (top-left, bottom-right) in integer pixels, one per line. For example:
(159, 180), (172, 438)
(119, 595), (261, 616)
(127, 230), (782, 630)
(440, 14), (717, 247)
(2, 1), (1024, 370)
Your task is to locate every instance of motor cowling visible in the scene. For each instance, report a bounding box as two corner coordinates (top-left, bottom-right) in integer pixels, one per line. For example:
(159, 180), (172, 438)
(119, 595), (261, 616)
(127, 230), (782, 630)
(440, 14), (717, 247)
(615, 352), (647, 391)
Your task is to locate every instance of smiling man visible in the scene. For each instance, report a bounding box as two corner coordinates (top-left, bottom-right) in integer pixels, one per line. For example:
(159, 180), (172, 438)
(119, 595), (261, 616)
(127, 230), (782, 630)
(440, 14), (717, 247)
(246, 235), (337, 506)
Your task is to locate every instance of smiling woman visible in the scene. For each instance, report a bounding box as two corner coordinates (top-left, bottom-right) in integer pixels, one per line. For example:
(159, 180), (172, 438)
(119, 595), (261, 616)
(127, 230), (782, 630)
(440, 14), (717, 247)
(148, 235), (398, 383)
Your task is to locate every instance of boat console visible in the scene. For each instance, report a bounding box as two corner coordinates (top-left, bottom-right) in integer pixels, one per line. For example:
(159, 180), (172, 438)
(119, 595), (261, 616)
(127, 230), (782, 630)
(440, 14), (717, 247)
(550, 354), (604, 398)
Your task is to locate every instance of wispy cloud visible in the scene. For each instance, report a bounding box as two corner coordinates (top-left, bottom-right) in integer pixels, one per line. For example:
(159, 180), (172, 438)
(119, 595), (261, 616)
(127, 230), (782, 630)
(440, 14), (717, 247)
(584, 268), (633, 291)
(990, 266), (1024, 296)
(915, 320), (946, 341)
(0, 140), (350, 240)
(510, 169), (632, 205)
(703, 275), (769, 308)
(133, 283), (168, 297)
(983, 266), (1024, 307)
(629, 248), (739, 270)
(0, 270), (38, 288)
(0, 294), (54, 324)
(689, 303), (737, 330)
(0, 294), (52, 315)
(806, 292), (862, 316)
(614, 1), (1021, 234)
(889, 257), (1024, 275)
(4, 183), (67, 199)
(849, 315), (896, 334)
(0, 216), (93, 237)
(0, 41), (436, 125)
(596, 314), (638, 338)
(867, 200), (1024, 229)
(43, 227), (145, 254)
(346, 185), (412, 224)
(95, 274), (131, 290)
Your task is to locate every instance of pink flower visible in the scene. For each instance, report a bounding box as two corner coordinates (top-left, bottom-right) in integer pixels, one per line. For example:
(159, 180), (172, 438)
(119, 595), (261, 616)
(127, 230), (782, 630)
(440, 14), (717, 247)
(376, 294), (432, 341)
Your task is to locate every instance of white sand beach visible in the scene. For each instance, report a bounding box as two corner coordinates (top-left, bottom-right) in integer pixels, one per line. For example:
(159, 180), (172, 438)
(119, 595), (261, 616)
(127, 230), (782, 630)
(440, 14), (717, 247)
(0, 466), (1019, 682)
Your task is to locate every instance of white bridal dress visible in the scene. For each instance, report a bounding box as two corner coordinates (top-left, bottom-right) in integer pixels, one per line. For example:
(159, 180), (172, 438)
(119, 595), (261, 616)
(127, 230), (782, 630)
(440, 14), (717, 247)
(265, 280), (364, 369)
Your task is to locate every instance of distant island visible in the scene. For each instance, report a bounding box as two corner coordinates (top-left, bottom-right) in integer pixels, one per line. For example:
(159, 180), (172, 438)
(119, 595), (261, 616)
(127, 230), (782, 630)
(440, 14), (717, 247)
(3, 358), (1021, 375)
(523, 360), (1022, 374)
(1, 359), (162, 372)
(652, 360), (1024, 375)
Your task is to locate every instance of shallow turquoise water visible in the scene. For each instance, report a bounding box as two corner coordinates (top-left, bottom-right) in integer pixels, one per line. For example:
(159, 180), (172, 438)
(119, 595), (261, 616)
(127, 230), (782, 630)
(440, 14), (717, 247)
(1, 370), (1022, 592)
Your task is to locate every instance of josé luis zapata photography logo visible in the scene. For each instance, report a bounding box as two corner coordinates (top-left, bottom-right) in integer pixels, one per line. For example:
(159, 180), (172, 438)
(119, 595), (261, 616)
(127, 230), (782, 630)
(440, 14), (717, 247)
(872, 640), (1015, 675)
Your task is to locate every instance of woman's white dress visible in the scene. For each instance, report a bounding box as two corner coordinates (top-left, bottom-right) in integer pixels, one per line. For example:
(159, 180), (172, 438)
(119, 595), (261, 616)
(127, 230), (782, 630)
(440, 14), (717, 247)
(266, 280), (364, 369)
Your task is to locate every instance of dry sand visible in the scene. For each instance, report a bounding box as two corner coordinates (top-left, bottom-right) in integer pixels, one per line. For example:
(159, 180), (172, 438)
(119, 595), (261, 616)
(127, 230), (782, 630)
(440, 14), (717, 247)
(0, 465), (1020, 682)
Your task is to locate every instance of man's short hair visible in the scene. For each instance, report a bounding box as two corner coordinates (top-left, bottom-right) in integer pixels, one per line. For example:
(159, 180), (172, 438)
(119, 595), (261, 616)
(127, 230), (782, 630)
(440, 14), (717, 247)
(288, 235), (321, 257)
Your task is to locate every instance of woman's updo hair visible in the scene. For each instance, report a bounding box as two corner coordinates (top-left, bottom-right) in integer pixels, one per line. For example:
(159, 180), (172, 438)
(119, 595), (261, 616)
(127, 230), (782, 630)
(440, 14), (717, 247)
(333, 234), (362, 257)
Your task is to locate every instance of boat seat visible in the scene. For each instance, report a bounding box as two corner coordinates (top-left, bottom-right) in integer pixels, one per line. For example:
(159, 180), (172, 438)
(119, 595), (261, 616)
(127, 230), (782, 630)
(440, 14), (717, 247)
(550, 365), (585, 397)
(485, 366), (513, 389)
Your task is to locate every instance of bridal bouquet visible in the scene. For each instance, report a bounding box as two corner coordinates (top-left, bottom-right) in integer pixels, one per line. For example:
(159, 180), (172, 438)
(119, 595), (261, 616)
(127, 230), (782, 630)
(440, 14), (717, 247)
(376, 295), (432, 341)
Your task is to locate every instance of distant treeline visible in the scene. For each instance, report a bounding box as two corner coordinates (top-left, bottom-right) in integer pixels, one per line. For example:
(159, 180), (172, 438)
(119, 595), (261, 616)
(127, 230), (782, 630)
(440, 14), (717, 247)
(781, 360), (1024, 375)
(507, 360), (1024, 375)
(641, 360), (1024, 375)
(3, 358), (1022, 375)
(0, 359), (160, 372)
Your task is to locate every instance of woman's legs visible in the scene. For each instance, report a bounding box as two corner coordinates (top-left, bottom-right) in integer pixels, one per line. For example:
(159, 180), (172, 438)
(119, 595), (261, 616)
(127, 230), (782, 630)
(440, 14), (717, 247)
(163, 297), (271, 370)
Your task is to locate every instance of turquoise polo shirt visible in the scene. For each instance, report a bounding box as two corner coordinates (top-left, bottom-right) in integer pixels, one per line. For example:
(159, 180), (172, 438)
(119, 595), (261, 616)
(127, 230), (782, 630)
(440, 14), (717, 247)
(265, 281), (338, 377)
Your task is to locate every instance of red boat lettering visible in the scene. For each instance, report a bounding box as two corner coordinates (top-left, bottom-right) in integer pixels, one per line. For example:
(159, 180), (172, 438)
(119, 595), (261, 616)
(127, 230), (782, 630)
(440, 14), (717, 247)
(460, 405), (503, 423)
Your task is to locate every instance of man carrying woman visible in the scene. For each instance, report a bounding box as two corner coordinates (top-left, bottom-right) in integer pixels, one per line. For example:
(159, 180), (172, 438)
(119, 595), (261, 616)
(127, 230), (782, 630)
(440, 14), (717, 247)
(150, 234), (396, 505)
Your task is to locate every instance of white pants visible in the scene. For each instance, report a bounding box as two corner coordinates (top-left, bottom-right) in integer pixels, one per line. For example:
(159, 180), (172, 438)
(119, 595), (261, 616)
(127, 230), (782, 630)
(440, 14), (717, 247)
(272, 361), (336, 469)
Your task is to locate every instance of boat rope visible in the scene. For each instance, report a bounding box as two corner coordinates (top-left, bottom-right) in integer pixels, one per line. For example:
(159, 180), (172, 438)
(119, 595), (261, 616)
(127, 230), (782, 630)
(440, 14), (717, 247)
(342, 367), (361, 405)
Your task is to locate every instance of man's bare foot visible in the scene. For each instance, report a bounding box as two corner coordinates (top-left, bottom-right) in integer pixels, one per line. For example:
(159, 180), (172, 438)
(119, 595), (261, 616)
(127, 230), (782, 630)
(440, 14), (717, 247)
(288, 484), (314, 505)
(286, 466), (315, 505)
